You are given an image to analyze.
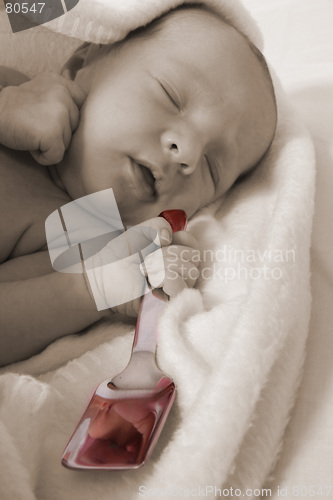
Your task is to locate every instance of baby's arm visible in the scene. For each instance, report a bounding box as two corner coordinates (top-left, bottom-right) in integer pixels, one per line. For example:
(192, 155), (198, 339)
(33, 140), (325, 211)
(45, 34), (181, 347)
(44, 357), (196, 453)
(0, 69), (86, 165)
(0, 66), (30, 87)
(0, 218), (199, 366)
(0, 252), (104, 366)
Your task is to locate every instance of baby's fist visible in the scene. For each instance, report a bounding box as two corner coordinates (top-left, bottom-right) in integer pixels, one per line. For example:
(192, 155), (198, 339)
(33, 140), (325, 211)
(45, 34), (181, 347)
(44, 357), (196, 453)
(84, 216), (174, 317)
(0, 73), (86, 165)
(142, 230), (200, 298)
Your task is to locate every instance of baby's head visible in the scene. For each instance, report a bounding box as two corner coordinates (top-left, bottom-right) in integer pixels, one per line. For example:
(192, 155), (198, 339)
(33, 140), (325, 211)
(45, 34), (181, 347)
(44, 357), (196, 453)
(57, 4), (277, 225)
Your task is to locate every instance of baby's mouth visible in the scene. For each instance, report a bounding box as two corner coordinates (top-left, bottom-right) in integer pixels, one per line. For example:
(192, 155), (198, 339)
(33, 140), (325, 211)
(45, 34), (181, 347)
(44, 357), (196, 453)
(138, 163), (156, 193)
(131, 158), (158, 200)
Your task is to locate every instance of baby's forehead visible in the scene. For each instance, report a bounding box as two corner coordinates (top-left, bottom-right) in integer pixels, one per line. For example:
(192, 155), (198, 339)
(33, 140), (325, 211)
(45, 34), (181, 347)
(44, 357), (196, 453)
(77, 6), (237, 78)
(109, 5), (233, 61)
(141, 6), (230, 43)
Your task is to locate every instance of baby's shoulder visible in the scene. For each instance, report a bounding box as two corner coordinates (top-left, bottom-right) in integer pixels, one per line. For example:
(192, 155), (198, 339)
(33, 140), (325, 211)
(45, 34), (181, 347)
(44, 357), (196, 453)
(0, 147), (69, 262)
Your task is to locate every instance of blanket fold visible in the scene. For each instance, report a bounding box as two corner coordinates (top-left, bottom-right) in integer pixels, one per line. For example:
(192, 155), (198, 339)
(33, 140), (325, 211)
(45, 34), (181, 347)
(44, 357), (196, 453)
(0, 1), (315, 498)
(44, 0), (263, 48)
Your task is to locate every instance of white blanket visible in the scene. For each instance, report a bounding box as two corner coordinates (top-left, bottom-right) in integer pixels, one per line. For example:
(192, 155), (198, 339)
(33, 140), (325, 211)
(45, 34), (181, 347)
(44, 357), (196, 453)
(0, 1), (315, 499)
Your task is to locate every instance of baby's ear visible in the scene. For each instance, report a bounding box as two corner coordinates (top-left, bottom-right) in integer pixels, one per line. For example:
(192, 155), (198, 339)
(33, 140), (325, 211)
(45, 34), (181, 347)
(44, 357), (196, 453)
(61, 42), (92, 81)
(61, 43), (110, 91)
(61, 42), (105, 91)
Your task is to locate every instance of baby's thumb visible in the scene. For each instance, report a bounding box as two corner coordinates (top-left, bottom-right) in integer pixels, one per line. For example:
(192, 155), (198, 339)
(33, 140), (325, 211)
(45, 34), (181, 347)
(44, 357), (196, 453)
(135, 217), (173, 248)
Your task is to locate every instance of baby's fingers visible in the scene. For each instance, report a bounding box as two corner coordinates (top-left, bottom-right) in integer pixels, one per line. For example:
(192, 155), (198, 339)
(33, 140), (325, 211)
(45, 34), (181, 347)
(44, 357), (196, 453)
(30, 128), (68, 165)
(30, 141), (64, 165)
(171, 231), (198, 249)
(63, 79), (87, 108)
(125, 217), (172, 256)
(67, 97), (80, 132)
(144, 264), (188, 298)
(147, 264), (198, 291)
(163, 274), (188, 298)
(170, 260), (199, 288)
(143, 247), (199, 292)
(56, 78), (83, 131)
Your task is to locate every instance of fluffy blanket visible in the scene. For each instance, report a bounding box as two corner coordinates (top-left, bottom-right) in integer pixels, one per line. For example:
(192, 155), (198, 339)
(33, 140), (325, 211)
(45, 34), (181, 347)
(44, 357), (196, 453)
(0, 1), (315, 499)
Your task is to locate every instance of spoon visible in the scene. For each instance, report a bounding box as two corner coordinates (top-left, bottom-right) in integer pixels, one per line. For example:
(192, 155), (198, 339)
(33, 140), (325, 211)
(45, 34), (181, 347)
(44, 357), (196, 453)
(61, 209), (187, 470)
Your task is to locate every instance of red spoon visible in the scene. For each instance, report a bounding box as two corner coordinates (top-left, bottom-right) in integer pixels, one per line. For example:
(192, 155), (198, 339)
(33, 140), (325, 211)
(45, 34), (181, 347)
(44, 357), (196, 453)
(62, 209), (187, 470)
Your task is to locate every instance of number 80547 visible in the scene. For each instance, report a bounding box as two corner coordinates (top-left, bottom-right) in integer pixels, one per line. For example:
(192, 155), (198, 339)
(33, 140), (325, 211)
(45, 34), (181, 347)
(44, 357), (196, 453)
(5, 3), (45, 14)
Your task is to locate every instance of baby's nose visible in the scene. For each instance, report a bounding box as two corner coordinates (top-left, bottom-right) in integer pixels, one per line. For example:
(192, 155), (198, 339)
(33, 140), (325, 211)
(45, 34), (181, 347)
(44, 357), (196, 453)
(161, 131), (201, 175)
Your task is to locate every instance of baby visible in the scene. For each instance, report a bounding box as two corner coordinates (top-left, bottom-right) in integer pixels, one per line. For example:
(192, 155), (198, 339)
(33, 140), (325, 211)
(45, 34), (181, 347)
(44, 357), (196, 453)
(0, 4), (277, 365)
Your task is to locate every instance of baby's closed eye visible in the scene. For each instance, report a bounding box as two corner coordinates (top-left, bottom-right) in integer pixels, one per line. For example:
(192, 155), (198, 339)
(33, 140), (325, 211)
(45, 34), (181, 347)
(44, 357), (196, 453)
(159, 80), (181, 111)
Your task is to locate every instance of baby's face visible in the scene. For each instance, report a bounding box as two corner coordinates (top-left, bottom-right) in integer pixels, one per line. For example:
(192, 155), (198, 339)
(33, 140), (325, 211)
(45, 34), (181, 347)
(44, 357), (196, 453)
(58, 8), (276, 225)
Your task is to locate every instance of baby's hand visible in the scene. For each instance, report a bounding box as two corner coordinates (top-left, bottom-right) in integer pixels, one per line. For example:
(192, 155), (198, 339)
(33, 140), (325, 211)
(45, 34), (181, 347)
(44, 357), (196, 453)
(84, 217), (199, 317)
(141, 230), (199, 299)
(0, 73), (86, 165)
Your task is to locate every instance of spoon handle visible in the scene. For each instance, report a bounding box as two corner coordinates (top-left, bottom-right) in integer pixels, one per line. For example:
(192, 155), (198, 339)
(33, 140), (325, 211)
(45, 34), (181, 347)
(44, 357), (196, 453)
(132, 290), (166, 353)
(132, 210), (187, 355)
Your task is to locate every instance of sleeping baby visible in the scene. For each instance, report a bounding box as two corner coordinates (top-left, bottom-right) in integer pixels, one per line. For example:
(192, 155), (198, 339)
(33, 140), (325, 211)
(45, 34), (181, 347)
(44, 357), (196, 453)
(0, 4), (277, 365)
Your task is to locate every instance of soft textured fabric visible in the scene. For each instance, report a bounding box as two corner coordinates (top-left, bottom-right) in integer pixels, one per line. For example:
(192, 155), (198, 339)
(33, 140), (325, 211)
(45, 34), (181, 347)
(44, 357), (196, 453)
(241, 0), (333, 495)
(45, 0), (263, 47)
(0, 1), (315, 499)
